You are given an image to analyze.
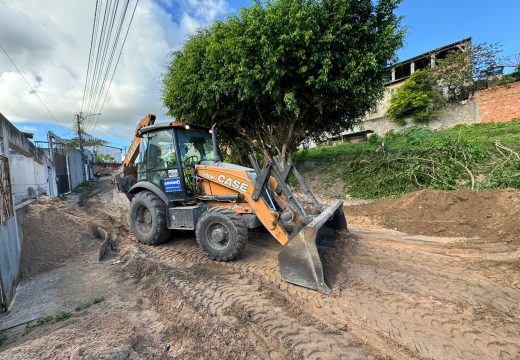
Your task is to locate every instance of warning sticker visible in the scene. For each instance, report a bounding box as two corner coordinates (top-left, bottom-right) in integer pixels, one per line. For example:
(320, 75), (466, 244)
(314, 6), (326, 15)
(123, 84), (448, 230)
(164, 177), (182, 192)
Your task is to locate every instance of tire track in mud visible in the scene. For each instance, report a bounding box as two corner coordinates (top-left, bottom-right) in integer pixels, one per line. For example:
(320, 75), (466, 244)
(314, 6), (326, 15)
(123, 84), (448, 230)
(137, 243), (377, 360)
(338, 236), (520, 360)
(138, 239), (418, 360)
(138, 231), (520, 360)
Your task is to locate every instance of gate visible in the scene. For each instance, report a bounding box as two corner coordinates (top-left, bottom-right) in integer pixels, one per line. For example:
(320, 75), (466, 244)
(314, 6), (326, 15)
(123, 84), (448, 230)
(54, 150), (70, 194)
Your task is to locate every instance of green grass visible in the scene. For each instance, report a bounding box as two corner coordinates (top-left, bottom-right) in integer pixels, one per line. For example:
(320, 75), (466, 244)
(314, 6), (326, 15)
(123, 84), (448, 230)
(295, 119), (520, 199)
(71, 181), (94, 194)
(21, 297), (105, 337)
(54, 311), (72, 322)
(75, 297), (105, 312)
(446, 119), (520, 153)
(24, 315), (54, 335)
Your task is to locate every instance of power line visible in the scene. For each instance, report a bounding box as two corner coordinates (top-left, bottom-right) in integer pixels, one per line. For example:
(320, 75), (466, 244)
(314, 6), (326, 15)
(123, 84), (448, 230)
(81, 0), (100, 114)
(87, 0), (131, 128)
(84, 0), (112, 115)
(0, 43), (69, 135)
(91, 0), (138, 133)
(86, 0), (119, 116)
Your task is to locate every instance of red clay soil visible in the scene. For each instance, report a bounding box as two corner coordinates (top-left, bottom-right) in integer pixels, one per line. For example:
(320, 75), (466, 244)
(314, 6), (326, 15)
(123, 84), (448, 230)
(347, 188), (520, 244)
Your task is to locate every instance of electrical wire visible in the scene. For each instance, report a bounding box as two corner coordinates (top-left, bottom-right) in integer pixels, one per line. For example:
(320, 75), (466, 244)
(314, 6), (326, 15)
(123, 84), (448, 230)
(0, 43), (69, 135)
(87, 0), (131, 129)
(86, 0), (119, 116)
(81, 0), (100, 114)
(90, 0), (138, 133)
(84, 0), (112, 115)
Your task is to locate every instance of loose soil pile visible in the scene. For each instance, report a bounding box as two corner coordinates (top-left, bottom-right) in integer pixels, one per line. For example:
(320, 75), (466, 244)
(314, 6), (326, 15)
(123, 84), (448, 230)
(3, 179), (520, 360)
(348, 188), (520, 244)
(19, 197), (102, 278)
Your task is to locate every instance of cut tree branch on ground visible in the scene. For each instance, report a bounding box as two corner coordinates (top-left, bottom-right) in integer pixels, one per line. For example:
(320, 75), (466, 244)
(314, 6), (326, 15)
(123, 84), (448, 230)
(452, 158), (475, 190)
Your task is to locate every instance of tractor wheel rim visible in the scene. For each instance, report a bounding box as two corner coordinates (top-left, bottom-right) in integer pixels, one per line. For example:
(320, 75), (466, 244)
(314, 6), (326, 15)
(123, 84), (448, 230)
(207, 222), (230, 250)
(136, 206), (153, 233)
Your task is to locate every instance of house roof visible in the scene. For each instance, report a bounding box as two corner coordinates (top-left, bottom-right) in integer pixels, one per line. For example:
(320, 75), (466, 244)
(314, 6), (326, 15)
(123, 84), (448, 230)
(392, 37), (472, 68)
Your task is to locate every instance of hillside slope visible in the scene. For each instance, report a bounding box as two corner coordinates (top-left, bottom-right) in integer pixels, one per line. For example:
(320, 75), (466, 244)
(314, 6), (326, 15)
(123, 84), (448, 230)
(296, 119), (520, 199)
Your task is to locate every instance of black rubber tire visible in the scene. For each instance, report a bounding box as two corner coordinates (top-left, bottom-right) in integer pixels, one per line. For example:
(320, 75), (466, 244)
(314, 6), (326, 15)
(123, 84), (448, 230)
(129, 190), (170, 245)
(195, 207), (248, 261)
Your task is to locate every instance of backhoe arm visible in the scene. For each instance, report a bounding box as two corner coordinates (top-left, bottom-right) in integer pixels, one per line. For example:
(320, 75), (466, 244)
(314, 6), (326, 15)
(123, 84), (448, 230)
(123, 114), (156, 168)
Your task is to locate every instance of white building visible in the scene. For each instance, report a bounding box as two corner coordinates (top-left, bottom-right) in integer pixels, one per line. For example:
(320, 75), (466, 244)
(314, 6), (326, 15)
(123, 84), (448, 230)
(86, 144), (123, 162)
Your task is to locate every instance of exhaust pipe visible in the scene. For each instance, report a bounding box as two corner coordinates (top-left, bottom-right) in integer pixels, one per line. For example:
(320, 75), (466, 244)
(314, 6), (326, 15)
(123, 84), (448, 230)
(278, 200), (347, 294)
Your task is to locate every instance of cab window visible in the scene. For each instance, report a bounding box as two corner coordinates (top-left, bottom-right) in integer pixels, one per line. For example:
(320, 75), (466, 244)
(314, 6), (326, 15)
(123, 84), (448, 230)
(177, 129), (215, 163)
(144, 129), (176, 169)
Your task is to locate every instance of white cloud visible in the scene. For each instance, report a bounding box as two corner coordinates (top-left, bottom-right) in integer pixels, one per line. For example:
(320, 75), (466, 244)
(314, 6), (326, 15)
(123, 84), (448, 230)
(0, 0), (229, 140)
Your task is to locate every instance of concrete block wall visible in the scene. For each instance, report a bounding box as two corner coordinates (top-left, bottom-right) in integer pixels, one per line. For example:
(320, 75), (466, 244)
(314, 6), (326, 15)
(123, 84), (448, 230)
(0, 113), (56, 311)
(475, 81), (520, 123)
(362, 98), (480, 135)
(361, 81), (520, 136)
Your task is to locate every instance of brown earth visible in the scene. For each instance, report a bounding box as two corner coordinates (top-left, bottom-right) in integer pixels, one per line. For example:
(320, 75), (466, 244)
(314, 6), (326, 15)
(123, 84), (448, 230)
(2, 179), (520, 359)
(347, 188), (520, 245)
(19, 197), (102, 278)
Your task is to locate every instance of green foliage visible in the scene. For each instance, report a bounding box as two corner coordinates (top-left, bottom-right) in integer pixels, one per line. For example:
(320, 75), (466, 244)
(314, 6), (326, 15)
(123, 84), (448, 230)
(448, 119), (520, 153)
(24, 315), (54, 335)
(66, 136), (105, 148)
(344, 127), (488, 198)
(386, 70), (444, 124)
(163, 0), (404, 161)
(295, 119), (520, 199)
(95, 153), (115, 163)
(432, 49), (472, 101)
(432, 42), (504, 100)
(387, 43), (505, 125)
(72, 181), (93, 194)
(485, 159), (520, 189)
(54, 311), (72, 322)
(75, 297), (105, 312)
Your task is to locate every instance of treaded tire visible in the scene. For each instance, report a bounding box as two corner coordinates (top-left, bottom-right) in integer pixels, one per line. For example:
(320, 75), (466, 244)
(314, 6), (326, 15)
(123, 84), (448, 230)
(195, 207), (248, 261)
(129, 190), (170, 245)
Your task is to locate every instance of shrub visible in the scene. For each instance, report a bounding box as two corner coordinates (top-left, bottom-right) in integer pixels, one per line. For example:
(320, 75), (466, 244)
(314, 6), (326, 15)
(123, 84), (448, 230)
(386, 71), (444, 124)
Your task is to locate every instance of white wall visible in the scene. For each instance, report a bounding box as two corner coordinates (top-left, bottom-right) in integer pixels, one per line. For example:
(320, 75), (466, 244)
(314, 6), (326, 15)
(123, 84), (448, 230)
(10, 153), (54, 205)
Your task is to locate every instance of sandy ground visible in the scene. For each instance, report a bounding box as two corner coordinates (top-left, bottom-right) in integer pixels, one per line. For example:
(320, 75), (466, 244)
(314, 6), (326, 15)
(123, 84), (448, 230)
(1, 178), (520, 359)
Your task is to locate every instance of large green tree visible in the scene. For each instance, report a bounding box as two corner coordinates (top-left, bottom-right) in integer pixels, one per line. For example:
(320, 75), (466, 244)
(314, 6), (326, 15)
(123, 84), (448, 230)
(163, 0), (403, 162)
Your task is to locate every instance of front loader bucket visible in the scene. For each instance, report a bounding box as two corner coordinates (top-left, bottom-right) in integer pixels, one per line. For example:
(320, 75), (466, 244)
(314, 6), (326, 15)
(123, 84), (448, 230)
(278, 200), (347, 294)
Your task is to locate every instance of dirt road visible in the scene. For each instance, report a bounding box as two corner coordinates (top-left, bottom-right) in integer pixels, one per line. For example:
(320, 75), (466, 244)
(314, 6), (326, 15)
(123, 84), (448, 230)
(1, 179), (519, 359)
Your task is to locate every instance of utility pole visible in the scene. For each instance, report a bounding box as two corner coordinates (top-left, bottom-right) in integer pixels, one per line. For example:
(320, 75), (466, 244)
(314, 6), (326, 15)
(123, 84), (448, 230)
(75, 112), (100, 181)
(75, 112), (87, 181)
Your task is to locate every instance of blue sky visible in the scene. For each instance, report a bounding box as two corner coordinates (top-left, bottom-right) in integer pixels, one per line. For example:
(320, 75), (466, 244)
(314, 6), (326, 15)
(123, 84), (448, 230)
(226, 0), (520, 61)
(6, 0), (520, 150)
(396, 0), (520, 60)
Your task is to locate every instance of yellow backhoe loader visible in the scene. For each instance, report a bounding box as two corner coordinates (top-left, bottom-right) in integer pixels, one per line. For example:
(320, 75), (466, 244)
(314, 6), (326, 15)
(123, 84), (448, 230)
(116, 114), (347, 294)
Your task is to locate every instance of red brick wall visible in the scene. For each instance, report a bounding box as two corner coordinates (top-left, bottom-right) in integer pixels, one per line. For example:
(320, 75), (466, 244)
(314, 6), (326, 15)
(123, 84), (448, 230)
(475, 81), (520, 123)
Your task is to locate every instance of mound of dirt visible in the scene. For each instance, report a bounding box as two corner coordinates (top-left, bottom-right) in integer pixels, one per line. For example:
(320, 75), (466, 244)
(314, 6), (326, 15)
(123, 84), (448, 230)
(347, 188), (520, 243)
(19, 197), (102, 278)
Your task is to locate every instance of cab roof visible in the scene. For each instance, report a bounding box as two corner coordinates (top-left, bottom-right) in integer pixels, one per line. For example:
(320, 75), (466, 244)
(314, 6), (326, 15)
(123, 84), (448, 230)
(138, 121), (210, 136)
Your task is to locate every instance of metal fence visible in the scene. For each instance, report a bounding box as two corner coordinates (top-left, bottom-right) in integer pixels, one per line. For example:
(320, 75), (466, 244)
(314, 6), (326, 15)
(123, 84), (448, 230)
(47, 132), (93, 194)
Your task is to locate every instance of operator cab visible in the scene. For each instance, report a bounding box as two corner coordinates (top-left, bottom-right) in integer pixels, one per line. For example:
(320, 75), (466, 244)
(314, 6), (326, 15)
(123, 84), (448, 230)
(136, 122), (218, 203)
